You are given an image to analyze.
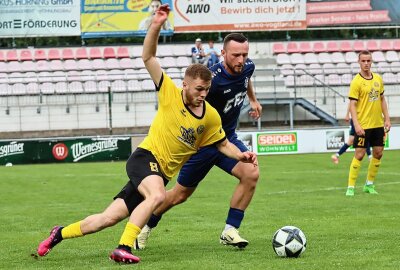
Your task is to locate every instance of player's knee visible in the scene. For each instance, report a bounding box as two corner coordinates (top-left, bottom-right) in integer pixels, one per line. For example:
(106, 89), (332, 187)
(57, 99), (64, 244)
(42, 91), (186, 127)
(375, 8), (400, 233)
(373, 152), (383, 160)
(148, 190), (166, 208)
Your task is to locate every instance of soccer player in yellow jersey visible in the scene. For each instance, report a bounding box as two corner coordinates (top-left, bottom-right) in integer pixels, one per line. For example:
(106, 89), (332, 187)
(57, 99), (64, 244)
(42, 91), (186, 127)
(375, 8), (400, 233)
(36, 4), (257, 264)
(345, 50), (391, 196)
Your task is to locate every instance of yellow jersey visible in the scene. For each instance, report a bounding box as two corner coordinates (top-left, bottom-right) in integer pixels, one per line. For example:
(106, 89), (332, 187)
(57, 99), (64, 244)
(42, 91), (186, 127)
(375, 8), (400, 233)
(348, 72), (384, 129)
(139, 73), (226, 180)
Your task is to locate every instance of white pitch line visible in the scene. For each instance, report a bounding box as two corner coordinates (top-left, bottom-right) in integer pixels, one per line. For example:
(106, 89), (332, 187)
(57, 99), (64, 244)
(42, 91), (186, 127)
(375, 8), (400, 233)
(266, 181), (400, 195)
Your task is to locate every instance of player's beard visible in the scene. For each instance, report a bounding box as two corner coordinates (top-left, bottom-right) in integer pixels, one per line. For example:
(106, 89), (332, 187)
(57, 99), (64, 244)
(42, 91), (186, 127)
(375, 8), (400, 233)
(225, 61), (243, 74)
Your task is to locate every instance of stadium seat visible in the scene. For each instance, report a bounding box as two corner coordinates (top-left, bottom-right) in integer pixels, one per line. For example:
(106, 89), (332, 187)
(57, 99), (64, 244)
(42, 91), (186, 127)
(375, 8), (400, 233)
(7, 61), (22, 72)
(322, 63), (337, 74)
(0, 83), (10, 95)
(40, 82), (55, 94)
(77, 59), (93, 70)
(66, 70), (81, 82)
(161, 57), (176, 68)
(336, 63), (352, 74)
(326, 41), (339, 52)
(366, 40), (379, 51)
(141, 79), (156, 91)
(353, 41), (365, 51)
(128, 79), (142, 91)
(133, 58), (146, 69)
(137, 68), (151, 80)
(91, 59), (106, 70)
(331, 52), (345, 63)
(166, 67), (182, 79)
(393, 40), (400, 51)
(297, 74), (315, 86)
(131, 46), (142, 57)
(89, 47), (102, 59)
(327, 74), (341, 86)
(80, 70), (96, 81)
(286, 42), (299, 53)
(341, 74), (353, 85)
(69, 81), (84, 93)
(385, 51), (399, 62)
(176, 56), (191, 67)
(294, 64), (307, 75)
(97, 80), (111, 92)
(95, 70), (108, 81)
(158, 46), (174, 57)
(125, 69), (138, 80)
(272, 43), (286, 54)
(111, 80), (127, 92)
(313, 42), (325, 53)
(23, 72), (37, 83)
(12, 83), (27, 95)
(172, 45), (192, 57)
(0, 51), (5, 61)
(103, 47), (116, 59)
(105, 58), (120, 69)
(48, 49), (61, 60)
(49, 60), (64, 71)
(36, 60), (49, 72)
(20, 50), (33, 61)
(0, 72), (7, 84)
(26, 82), (40, 95)
(0, 62), (7, 73)
(382, 72), (397, 84)
(9, 72), (25, 84)
(308, 63), (323, 75)
(116, 47), (130, 58)
(108, 69), (125, 80)
(339, 41), (353, 52)
(350, 62), (359, 73)
(371, 51), (386, 62)
(34, 49), (47, 61)
(62, 48), (74, 60)
(21, 61), (36, 72)
(303, 53), (319, 64)
(55, 82), (68, 94)
(284, 75), (295, 87)
(52, 71), (67, 82)
(119, 58), (134, 69)
(376, 62), (391, 73)
(380, 40), (393, 51)
(290, 53), (304, 64)
(84, 81), (98, 93)
(280, 64), (294, 76)
(390, 61), (400, 73)
(75, 48), (88, 59)
(6, 50), (19, 61)
(345, 52), (358, 63)
(64, 59), (79, 71)
(318, 52), (332, 64)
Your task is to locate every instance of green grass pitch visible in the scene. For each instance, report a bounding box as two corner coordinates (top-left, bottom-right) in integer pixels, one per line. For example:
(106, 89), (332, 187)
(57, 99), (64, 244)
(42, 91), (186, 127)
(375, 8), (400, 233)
(1, 150), (399, 270)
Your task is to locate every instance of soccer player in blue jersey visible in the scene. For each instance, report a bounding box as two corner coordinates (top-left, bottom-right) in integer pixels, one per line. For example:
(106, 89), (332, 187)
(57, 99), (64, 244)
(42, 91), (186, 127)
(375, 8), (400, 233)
(36, 4), (257, 264)
(135, 32), (262, 249)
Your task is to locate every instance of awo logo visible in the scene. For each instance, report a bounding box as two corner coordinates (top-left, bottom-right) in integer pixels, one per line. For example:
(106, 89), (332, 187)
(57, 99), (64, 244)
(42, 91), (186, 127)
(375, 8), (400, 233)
(52, 143), (69, 160)
(0, 142), (24, 158)
(257, 133), (298, 153)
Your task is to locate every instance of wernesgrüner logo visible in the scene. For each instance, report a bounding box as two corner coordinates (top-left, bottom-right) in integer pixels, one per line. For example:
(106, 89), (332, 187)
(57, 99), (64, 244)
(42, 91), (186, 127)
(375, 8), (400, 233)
(71, 139), (118, 162)
(0, 142), (24, 158)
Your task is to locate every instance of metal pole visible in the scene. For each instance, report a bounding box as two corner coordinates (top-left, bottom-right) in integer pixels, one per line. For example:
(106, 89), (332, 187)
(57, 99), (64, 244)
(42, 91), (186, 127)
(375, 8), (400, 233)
(108, 86), (113, 135)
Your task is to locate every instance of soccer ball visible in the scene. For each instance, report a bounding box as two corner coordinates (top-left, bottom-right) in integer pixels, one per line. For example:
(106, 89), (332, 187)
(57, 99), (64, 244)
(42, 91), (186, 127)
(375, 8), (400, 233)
(272, 226), (307, 258)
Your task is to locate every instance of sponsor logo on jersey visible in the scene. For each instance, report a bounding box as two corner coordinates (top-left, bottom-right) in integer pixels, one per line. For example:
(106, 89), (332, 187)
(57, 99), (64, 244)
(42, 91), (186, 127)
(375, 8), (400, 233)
(369, 88), (379, 102)
(178, 126), (196, 147)
(0, 142), (24, 158)
(52, 143), (69, 160)
(71, 139), (118, 162)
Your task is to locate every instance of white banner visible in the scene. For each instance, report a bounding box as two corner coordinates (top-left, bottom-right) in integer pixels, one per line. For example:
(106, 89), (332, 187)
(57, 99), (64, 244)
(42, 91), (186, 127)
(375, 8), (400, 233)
(174, 0), (306, 32)
(0, 0), (80, 37)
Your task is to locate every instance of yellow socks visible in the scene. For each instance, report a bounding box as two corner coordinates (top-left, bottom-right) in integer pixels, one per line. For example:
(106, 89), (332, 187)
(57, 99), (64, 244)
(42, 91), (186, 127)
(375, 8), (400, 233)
(119, 222), (141, 248)
(61, 221), (83, 239)
(366, 157), (381, 183)
(348, 157), (362, 187)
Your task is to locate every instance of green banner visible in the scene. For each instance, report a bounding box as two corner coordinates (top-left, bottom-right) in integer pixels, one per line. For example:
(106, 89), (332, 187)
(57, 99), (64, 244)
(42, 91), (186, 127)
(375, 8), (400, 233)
(0, 137), (132, 165)
(257, 132), (298, 153)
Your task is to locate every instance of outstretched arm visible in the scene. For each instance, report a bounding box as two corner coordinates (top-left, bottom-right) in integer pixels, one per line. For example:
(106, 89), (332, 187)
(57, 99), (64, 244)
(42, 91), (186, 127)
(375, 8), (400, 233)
(142, 4), (170, 87)
(216, 139), (257, 166)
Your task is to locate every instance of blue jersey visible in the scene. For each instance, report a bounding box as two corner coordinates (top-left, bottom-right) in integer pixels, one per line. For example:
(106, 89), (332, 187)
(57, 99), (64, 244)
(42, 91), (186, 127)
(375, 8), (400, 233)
(207, 59), (255, 136)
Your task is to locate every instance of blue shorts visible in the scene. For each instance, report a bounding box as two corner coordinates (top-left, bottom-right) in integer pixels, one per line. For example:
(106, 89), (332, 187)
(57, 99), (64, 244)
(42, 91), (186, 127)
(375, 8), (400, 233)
(177, 134), (248, 188)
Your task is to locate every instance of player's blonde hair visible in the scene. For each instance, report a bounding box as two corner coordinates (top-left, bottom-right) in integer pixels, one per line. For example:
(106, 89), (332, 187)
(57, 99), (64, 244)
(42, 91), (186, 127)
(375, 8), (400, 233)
(184, 64), (212, 82)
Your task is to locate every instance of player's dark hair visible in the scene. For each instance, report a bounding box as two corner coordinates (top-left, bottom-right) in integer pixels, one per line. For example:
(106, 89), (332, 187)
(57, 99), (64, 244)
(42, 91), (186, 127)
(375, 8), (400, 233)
(223, 33), (248, 49)
(358, 50), (371, 59)
(185, 64), (212, 82)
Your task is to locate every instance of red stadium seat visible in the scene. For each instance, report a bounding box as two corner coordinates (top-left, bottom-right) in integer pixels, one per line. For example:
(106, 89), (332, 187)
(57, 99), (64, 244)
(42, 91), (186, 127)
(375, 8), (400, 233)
(116, 47), (130, 58)
(6, 50), (18, 61)
(380, 40), (393, 51)
(34, 49), (47, 61)
(326, 41), (339, 52)
(103, 47), (116, 59)
(75, 47), (88, 59)
(272, 43), (286, 54)
(62, 48), (74, 60)
(48, 49), (61, 60)
(313, 42), (325, 53)
(393, 40), (400, 51)
(366, 40), (379, 51)
(339, 41), (353, 52)
(353, 41), (365, 51)
(20, 50), (33, 61)
(89, 47), (102, 59)
(287, 42), (299, 53)
(299, 42), (312, 53)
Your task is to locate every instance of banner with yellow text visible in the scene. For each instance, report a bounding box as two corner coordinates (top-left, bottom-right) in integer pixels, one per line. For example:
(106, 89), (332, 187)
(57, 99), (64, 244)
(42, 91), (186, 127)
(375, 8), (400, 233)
(81, 0), (174, 38)
(173, 0), (306, 33)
